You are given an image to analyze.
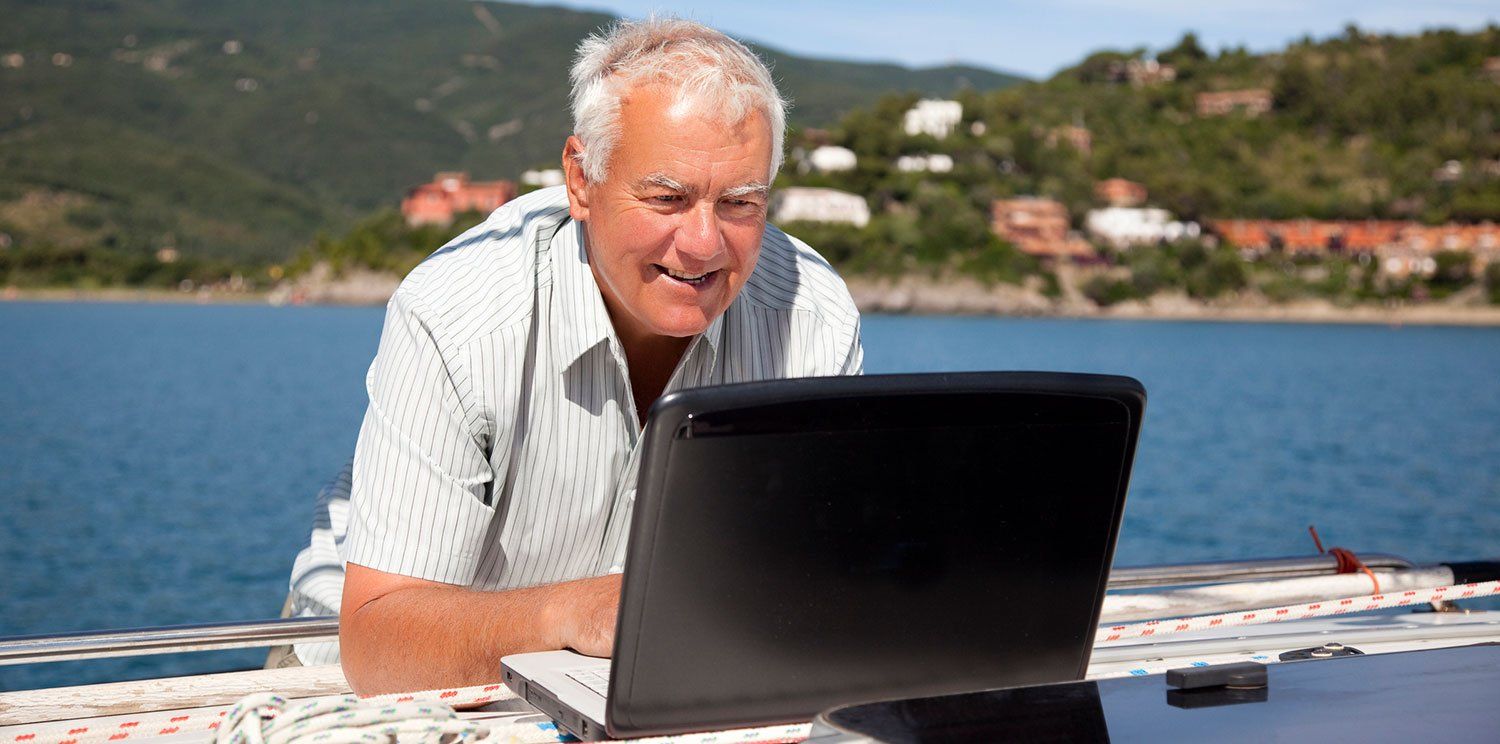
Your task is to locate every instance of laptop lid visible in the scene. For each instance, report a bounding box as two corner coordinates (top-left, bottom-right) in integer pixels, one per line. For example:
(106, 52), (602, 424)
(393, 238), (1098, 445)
(606, 371), (1146, 738)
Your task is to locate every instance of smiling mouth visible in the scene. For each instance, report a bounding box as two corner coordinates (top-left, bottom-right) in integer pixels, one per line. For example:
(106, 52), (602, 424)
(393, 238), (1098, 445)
(654, 264), (718, 286)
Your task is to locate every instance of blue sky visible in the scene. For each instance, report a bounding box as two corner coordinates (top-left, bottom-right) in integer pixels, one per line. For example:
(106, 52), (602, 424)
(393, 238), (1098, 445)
(516, 0), (1499, 77)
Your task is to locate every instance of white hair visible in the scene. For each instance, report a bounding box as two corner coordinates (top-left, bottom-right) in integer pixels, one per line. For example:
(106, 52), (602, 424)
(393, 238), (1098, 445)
(569, 17), (787, 183)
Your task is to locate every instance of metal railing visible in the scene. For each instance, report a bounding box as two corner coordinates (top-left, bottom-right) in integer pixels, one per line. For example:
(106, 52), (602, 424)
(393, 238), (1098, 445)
(0, 552), (1421, 666)
(1106, 551), (1414, 589)
(0, 616), (339, 666)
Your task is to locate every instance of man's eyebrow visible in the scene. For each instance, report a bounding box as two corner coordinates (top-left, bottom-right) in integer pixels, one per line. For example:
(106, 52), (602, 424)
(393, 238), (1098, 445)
(638, 174), (769, 200)
(639, 172), (690, 193)
(722, 182), (770, 199)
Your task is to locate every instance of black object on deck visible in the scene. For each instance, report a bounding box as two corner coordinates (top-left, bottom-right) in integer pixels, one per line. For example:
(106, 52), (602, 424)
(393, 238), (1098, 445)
(812, 644), (1500, 742)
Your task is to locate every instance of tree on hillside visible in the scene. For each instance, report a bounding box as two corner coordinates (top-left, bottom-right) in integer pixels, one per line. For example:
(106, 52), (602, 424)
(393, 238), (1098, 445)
(1159, 32), (1209, 78)
(1068, 50), (1134, 84)
(1272, 57), (1319, 122)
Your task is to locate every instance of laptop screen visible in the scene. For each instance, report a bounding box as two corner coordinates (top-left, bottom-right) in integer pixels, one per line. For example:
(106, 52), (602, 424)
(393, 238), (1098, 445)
(610, 373), (1143, 736)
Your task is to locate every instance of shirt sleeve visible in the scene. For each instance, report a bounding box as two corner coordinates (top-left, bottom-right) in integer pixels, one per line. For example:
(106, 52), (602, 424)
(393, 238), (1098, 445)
(839, 315), (865, 376)
(344, 289), (496, 585)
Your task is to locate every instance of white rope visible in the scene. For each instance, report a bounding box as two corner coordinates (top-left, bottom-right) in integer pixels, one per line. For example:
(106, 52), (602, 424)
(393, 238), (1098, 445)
(1096, 579), (1500, 643)
(197, 582), (1499, 742)
(215, 693), (504, 744)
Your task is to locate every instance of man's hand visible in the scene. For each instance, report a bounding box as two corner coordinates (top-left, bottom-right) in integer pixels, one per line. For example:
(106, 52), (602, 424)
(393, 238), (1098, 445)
(551, 573), (622, 657)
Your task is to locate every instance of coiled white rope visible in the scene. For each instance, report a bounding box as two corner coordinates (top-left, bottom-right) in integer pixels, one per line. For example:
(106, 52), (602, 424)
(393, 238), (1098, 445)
(214, 693), (503, 744)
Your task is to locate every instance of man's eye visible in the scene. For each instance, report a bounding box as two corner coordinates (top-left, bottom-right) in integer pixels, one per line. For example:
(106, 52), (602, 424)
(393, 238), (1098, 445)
(652, 194), (683, 204)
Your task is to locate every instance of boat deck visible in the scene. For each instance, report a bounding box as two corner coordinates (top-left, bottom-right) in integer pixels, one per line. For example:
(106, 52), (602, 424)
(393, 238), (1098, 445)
(4, 610), (1497, 743)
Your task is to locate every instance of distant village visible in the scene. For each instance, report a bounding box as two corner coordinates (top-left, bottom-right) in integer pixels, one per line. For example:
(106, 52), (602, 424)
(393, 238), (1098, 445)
(400, 91), (1500, 283)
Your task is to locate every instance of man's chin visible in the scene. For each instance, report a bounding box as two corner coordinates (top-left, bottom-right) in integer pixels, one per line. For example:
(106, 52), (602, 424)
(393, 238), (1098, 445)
(644, 306), (718, 339)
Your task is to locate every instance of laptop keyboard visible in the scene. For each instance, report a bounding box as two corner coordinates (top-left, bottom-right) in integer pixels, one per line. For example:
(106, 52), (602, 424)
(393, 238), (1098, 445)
(565, 667), (611, 696)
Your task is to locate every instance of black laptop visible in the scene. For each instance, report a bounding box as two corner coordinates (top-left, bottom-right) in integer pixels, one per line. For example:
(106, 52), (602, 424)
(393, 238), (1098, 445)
(501, 371), (1146, 740)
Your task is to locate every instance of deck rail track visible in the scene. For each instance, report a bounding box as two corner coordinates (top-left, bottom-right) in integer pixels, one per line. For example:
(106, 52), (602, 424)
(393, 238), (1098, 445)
(0, 552), (1419, 666)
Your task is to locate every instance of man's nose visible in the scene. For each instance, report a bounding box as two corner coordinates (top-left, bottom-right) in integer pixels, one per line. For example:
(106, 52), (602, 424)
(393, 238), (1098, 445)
(676, 202), (724, 262)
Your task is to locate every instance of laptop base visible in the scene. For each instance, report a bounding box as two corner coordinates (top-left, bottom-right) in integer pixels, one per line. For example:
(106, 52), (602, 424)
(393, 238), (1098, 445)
(501, 650), (609, 740)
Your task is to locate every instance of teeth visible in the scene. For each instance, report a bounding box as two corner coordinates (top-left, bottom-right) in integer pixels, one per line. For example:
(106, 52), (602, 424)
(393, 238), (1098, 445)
(664, 267), (709, 281)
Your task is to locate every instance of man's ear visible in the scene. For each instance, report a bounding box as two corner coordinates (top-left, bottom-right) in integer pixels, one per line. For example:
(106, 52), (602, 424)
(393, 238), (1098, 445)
(562, 136), (591, 222)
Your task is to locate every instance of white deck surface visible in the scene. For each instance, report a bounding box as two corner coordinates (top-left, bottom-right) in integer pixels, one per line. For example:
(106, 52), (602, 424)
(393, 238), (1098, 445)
(4, 610), (1497, 743)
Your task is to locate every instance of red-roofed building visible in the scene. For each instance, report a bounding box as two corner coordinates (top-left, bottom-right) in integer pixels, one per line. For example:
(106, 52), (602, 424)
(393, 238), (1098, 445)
(401, 172), (517, 227)
(1485, 57), (1500, 84)
(991, 197), (1096, 261)
(1214, 219), (1394, 256)
(1196, 89), (1273, 117)
(1210, 218), (1500, 276)
(1337, 221), (1406, 253)
(1211, 220), (1272, 253)
(1095, 178), (1147, 207)
(1277, 220), (1338, 255)
(1044, 125), (1093, 157)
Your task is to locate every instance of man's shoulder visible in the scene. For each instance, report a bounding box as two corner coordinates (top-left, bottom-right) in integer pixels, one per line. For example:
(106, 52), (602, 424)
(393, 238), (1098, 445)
(395, 187), (572, 344)
(738, 223), (861, 331)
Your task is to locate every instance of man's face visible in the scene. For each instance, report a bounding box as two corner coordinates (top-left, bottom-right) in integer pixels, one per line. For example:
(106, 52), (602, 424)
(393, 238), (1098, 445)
(564, 84), (772, 346)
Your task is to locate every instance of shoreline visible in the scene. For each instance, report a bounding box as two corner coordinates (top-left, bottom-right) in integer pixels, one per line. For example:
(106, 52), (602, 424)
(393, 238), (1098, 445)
(841, 276), (1500, 328)
(7, 282), (1500, 328)
(1, 286), (274, 306)
(1088, 303), (1500, 328)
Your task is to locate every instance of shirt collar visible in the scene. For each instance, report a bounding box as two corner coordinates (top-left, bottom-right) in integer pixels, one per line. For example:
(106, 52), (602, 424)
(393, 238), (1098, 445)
(549, 219), (726, 377)
(697, 304), (725, 369)
(550, 219), (614, 371)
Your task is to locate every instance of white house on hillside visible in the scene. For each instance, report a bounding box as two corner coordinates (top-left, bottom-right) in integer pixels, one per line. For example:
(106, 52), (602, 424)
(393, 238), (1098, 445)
(521, 169), (565, 187)
(806, 145), (858, 173)
(903, 99), (963, 139)
(1085, 207), (1201, 248)
(895, 153), (954, 173)
(770, 187), (870, 228)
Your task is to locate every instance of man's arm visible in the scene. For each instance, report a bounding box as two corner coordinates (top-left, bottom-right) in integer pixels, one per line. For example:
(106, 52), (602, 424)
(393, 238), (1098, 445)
(340, 562), (621, 695)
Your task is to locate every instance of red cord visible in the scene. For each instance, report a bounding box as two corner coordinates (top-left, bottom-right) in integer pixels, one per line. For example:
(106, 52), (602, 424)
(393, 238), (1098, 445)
(1308, 525), (1380, 594)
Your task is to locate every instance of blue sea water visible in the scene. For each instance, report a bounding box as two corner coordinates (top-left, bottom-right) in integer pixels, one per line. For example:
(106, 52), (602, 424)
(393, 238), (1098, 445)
(1, 302), (1498, 690)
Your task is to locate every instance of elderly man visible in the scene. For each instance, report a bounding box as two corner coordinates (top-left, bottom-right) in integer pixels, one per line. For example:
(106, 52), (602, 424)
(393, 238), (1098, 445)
(286, 18), (862, 694)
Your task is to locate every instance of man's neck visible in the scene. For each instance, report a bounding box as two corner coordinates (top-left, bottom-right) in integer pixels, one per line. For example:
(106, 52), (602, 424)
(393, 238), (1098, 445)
(613, 324), (692, 426)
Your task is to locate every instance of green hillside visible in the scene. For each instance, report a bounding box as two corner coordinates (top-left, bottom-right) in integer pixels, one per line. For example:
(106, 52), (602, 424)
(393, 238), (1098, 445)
(768, 26), (1500, 303)
(784, 26), (1500, 252)
(0, 0), (1024, 264)
(879, 27), (1498, 224)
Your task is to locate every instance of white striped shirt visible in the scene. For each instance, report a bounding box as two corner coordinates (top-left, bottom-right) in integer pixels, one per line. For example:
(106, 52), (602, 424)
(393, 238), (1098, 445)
(289, 186), (862, 659)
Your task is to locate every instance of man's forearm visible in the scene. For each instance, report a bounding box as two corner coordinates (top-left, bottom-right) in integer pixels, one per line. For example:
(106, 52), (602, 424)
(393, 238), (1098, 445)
(340, 576), (612, 695)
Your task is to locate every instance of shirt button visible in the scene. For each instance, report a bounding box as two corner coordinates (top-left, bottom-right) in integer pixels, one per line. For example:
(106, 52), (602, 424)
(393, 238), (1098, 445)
(626, 488), (637, 502)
